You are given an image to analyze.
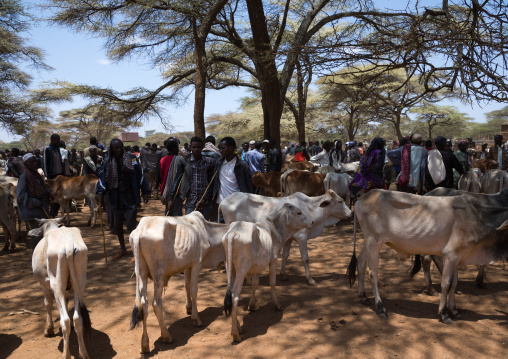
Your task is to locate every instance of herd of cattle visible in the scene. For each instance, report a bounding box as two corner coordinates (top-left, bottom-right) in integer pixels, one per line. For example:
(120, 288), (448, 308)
(1, 159), (508, 357)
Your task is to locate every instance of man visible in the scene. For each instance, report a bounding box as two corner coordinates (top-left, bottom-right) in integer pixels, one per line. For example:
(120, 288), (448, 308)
(425, 136), (465, 191)
(181, 142), (189, 156)
(81, 145), (101, 176)
(168, 136), (216, 217)
(310, 141), (333, 167)
(140, 143), (161, 199)
(212, 137), (253, 221)
(59, 140), (71, 176)
(397, 133), (427, 194)
(159, 140), (184, 216)
(294, 141), (310, 162)
(455, 140), (471, 173)
(245, 141), (265, 175)
(240, 142), (249, 161)
(43, 134), (65, 217)
(473, 143), (489, 160)
(486, 134), (507, 170)
(96, 139), (150, 260)
(348, 141), (362, 162)
(83, 136), (104, 156)
(266, 139), (282, 172)
(6, 148), (25, 178)
(69, 148), (81, 175)
(17, 153), (50, 250)
(34, 149), (43, 169)
(330, 140), (346, 170)
(387, 137), (407, 184)
(202, 136), (222, 161)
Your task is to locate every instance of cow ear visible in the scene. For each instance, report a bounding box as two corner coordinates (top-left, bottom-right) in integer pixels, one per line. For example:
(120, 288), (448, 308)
(55, 217), (66, 225)
(319, 200), (331, 208)
(496, 220), (508, 231)
(28, 228), (43, 237)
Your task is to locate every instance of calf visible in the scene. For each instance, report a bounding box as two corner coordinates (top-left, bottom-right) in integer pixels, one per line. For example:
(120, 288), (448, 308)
(223, 203), (312, 342)
(282, 171), (326, 197)
(457, 171), (481, 193)
(480, 169), (508, 194)
(30, 218), (91, 359)
(252, 171), (281, 197)
(347, 189), (508, 324)
(48, 175), (99, 227)
(129, 212), (229, 353)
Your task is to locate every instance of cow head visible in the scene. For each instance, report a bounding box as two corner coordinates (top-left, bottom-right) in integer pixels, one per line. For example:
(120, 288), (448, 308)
(320, 190), (352, 220)
(252, 172), (264, 187)
(27, 217), (66, 237)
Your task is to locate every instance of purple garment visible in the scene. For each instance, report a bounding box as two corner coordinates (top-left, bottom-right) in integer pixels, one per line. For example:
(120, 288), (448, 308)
(349, 149), (384, 196)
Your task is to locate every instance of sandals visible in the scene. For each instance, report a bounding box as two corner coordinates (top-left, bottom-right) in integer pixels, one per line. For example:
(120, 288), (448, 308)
(113, 249), (128, 260)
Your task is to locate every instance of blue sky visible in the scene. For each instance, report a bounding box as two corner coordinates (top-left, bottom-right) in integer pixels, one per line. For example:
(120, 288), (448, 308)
(2, 0), (505, 143)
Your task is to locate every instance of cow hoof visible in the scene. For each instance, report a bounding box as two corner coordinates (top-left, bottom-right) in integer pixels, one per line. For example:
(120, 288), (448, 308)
(441, 316), (453, 324)
(248, 304), (258, 312)
(140, 346), (150, 354)
(280, 273), (288, 281)
(44, 328), (54, 337)
(233, 334), (242, 343)
(2, 245), (9, 252)
(192, 318), (203, 327)
(451, 311), (461, 320)
(161, 335), (173, 343)
(307, 279), (317, 286)
(378, 312), (388, 320)
(186, 307), (192, 315)
(273, 303), (283, 311)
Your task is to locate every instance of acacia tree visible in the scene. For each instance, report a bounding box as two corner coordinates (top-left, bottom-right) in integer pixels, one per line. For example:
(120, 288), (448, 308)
(409, 102), (472, 139)
(0, 0), (51, 134)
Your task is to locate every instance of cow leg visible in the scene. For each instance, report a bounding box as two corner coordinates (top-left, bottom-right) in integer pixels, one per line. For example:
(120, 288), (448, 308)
(422, 255), (437, 296)
(294, 234), (316, 286)
(357, 245), (370, 304)
(138, 274), (151, 353)
(231, 270), (244, 342)
(42, 286), (55, 337)
(184, 268), (192, 315)
(88, 196), (97, 228)
(189, 264), (203, 326)
(279, 239), (292, 281)
(365, 238), (386, 318)
(475, 265), (486, 288)
(52, 278), (71, 358)
(72, 294), (89, 359)
(448, 270), (461, 320)
(248, 274), (259, 311)
(1, 224), (9, 251)
(269, 258), (281, 311)
(438, 256), (458, 324)
(152, 276), (172, 343)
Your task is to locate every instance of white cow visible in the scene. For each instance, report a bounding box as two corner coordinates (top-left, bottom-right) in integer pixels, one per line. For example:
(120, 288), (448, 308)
(219, 190), (352, 285)
(324, 172), (352, 205)
(480, 169), (508, 194)
(347, 189), (508, 324)
(223, 203), (312, 342)
(338, 161), (360, 173)
(129, 212), (229, 354)
(29, 218), (91, 359)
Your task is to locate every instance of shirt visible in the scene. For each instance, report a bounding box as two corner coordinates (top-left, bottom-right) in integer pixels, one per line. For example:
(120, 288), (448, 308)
(187, 154), (216, 205)
(52, 147), (62, 175)
(310, 149), (330, 167)
(159, 155), (175, 193)
(245, 149), (265, 175)
(217, 157), (240, 204)
(498, 146), (503, 170)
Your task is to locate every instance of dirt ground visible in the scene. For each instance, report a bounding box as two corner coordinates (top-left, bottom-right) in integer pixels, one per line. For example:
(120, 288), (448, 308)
(1, 200), (507, 359)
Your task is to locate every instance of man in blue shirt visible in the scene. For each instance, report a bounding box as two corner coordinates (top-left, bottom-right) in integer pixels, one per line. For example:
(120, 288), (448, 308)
(245, 141), (265, 175)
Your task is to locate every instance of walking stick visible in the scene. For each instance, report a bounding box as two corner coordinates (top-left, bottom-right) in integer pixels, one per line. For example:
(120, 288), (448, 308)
(98, 198), (107, 262)
(166, 176), (184, 216)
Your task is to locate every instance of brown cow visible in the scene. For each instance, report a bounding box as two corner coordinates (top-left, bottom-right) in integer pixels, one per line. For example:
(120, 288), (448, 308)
(48, 175), (99, 227)
(252, 171), (281, 197)
(281, 161), (315, 173)
(282, 171), (325, 197)
(472, 158), (496, 174)
(0, 184), (17, 251)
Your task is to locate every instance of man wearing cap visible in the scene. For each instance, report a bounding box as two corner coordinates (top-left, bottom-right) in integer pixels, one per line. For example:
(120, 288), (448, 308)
(17, 153), (50, 250)
(486, 134), (507, 170)
(245, 141), (265, 175)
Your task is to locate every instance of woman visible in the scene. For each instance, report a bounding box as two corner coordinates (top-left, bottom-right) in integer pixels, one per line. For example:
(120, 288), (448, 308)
(349, 137), (386, 197)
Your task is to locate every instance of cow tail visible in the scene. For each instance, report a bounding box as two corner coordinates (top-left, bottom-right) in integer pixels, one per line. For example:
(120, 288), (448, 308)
(130, 231), (143, 330)
(224, 230), (234, 316)
(410, 255), (422, 278)
(465, 173), (471, 192)
(66, 236), (92, 338)
(346, 211), (358, 288)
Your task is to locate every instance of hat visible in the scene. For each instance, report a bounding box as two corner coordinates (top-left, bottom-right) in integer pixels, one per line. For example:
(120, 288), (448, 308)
(249, 140), (255, 145)
(23, 153), (35, 162)
(290, 142), (294, 146)
(263, 139), (269, 143)
(411, 134), (423, 143)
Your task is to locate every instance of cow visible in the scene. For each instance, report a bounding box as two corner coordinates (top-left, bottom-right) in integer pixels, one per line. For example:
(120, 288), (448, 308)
(48, 175), (99, 227)
(347, 189), (508, 324)
(418, 188), (508, 291)
(281, 171), (326, 197)
(457, 171), (482, 193)
(0, 184), (17, 251)
(281, 161), (315, 173)
(480, 169), (508, 194)
(219, 190), (352, 285)
(129, 212), (229, 354)
(223, 203), (312, 342)
(472, 158), (496, 174)
(338, 161), (360, 174)
(29, 218), (91, 359)
(324, 172), (352, 206)
(252, 171), (281, 197)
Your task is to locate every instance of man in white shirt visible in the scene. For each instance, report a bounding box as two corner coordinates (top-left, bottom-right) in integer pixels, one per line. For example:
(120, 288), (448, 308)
(212, 137), (253, 222)
(309, 141), (334, 167)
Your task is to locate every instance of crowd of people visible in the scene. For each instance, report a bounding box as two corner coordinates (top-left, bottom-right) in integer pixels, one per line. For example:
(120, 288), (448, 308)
(1, 132), (503, 259)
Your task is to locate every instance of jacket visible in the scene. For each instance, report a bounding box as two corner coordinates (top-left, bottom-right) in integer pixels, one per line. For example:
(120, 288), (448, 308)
(42, 144), (63, 179)
(267, 147), (283, 172)
(425, 149), (464, 190)
(169, 155), (216, 202)
(96, 153), (150, 207)
(16, 172), (50, 221)
(486, 144), (507, 170)
(212, 156), (253, 200)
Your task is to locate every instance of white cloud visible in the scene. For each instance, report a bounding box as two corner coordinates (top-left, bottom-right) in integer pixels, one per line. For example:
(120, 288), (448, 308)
(97, 59), (111, 66)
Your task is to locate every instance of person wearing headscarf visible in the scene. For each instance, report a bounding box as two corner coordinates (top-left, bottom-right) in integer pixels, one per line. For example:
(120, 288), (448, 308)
(17, 153), (50, 250)
(81, 145), (101, 177)
(160, 140), (185, 216)
(96, 139), (150, 260)
(349, 137), (386, 197)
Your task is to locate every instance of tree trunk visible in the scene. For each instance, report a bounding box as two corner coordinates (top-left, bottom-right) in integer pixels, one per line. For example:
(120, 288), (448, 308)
(393, 111), (403, 139)
(295, 59), (306, 143)
(193, 18), (206, 140)
(246, 0), (282, 146)
(347, 113), (355, 141)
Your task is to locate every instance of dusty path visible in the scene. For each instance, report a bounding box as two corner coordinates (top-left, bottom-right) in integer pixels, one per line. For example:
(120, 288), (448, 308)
(1, 200), (507, 358)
